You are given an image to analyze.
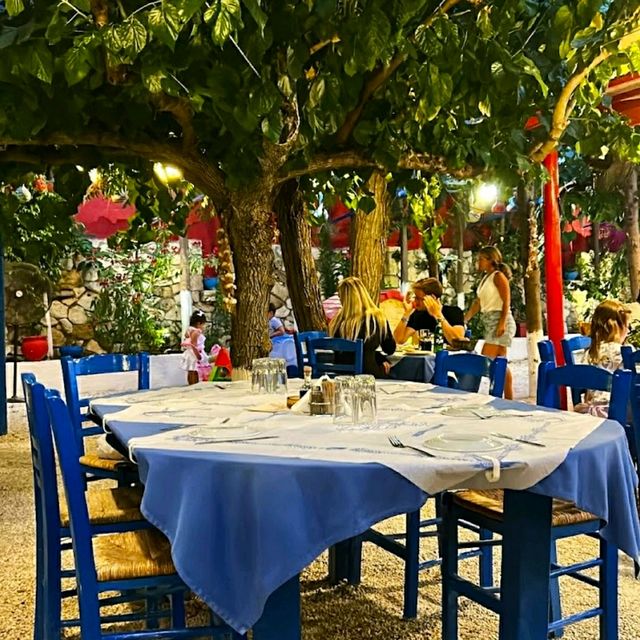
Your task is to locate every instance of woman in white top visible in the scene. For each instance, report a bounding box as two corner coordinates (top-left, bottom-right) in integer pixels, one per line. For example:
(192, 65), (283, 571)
(465, 246), (517, 398)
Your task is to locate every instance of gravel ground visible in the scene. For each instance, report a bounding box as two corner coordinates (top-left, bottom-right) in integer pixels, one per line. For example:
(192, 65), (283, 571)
(2, 368), (639, 639)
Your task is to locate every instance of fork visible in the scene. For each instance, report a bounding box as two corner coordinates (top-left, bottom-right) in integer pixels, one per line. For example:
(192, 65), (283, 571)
(388, 435), (436, 458)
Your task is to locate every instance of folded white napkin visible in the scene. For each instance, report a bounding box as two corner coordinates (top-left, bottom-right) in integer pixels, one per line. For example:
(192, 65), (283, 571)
(290, 390), (311, 414)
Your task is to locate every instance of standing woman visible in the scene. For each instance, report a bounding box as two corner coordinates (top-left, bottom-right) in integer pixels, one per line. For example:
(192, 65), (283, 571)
(329, 276), (396, 378)
(465, 246), (517, 398)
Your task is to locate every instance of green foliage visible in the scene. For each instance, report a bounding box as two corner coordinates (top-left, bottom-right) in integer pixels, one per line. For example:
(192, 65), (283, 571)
(406, 174), (443, 258)
(0, 173), (90, 281)
(204, 286), (232, 347)
(316, 221), (350, 298)
(89, 240), (175, 354)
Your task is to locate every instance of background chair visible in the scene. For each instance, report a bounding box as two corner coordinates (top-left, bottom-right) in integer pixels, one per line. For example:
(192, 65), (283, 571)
(61, 353), (149, 482)
(561, 335), (591, 365)
(45, 390), (241, 640)
(22, 374), (148, 640)
(292, 330), (327, 377)
(538, 339), (556, 363)
(620, 346), (640, 466)
(441, 363), (632, 640)
(359, 350), (506, 618)
(307, 337), (363, 377)
(433, 350), (508, 397)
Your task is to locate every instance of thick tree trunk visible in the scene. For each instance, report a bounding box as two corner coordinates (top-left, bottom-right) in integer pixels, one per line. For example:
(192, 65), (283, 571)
(426, 250), (439, 279)
(351, 171), (390, 299)
(274, 180), (327, 331)
(624, 166), (640, 301)
(517, 183), (543, 397)
(225, 189), (275, 372)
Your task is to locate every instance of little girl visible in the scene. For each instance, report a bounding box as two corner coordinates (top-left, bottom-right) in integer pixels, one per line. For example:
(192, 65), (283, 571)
(576, 299), (631, 416)
(181, 310), (208, 385)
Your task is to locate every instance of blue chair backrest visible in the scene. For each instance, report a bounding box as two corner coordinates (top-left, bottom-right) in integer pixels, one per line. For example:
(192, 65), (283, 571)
(293, 331), (327, 377)
(45, 391), (102, 608)
(536, 361), (631, 425)
(433, 351), (507, 398)
(537, 340), (556, 363)
(61, 353), (150, 451)
(561, 336), (591, 365)
(22, 374), (64, 555)
(307, 337), (364, 377)
(620, 346), (640, 464)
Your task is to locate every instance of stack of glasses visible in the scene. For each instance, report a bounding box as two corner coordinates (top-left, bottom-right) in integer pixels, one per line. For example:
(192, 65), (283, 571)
(251, 358), (288, 394)
(333, 375), (377, 425)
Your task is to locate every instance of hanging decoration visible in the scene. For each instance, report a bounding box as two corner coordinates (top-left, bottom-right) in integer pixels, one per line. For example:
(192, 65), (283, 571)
(216, 227), (236, 313)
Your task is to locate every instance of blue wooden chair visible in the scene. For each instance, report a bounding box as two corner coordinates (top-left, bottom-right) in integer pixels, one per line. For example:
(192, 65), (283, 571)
(561, 335), (592, 365)
(307, 337), (363, 377)
(292, 330), (327, 377)
(441, 362), (632, 640)
(618, 346), (640, 465)
(22, 373), (149, 640)
(538, 339), (556, 363)
(44, 389), (242, 640)
(61, 353), (149, 482)
(433, 350), (508, 397)
(359, 351), (506, 619)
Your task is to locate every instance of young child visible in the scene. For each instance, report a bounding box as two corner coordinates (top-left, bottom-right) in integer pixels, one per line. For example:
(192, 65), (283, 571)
(576, 299), (631, 417)
(181, 310), (208, 385)
(268, 302), (285, 338)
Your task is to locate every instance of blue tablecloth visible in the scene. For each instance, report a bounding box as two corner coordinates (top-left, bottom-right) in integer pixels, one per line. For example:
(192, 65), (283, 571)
(390, 354), (435, 382)
(93, 390), (640, 636)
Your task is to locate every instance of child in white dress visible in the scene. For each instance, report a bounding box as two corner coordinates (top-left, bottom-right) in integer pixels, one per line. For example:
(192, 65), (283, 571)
(181, 310), (208, 385)
(576, 300), (631, 417)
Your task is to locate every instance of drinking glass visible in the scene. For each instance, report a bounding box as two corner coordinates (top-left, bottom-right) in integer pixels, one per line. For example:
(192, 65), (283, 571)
(333, 376), (357, 424)
(355, 374), (377, 423)
(251, 358), (268, 393)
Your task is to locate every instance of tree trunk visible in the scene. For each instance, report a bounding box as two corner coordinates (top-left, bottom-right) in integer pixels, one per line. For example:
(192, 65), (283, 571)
(351, 171), (390, 300)
(225, 188), (275, 372)
(624, 166), (640, 301)
(517, 183), (544, 398)
(275, 180), (327, 331)
(426, 250), (439, 279)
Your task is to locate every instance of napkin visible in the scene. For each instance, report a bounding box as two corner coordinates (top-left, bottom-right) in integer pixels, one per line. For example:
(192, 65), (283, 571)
(290, 391), (311, 414)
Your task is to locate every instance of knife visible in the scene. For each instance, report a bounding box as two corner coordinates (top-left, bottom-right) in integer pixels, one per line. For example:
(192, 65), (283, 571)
(491, 432), (546, 448)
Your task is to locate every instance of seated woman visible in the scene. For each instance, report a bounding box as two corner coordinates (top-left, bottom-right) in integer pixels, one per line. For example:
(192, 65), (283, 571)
(393, 277), (465, 346)
(329, 276), (396, 378)
(268, 302), (286, 338)
(576, 299), (630, 417)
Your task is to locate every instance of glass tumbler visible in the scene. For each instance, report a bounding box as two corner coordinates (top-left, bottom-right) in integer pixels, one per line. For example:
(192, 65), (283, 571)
(333, 376), (357, 425)
(355, 374), (377, 423)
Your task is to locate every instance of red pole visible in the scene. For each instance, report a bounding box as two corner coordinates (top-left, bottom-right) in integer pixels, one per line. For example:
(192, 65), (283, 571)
(543, 150), (567, 406)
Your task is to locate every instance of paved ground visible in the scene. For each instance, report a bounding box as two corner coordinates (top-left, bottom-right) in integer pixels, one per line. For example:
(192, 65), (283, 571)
(2, 365), (639, 639)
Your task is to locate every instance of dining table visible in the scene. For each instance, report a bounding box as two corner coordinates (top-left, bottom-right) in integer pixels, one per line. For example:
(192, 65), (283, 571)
(91, 380), (640, 640)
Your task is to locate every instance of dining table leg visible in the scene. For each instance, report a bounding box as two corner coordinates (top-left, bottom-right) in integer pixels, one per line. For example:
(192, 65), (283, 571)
(252, 574), (301, 640)
(499, 490), (553, 640)
(328, 536), (363, 585)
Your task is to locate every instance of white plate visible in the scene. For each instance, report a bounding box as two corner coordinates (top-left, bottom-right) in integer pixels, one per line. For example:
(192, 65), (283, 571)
(186, 426), (264, 442)
(423, 432), (504, 453)
(440, 405), (494, 418)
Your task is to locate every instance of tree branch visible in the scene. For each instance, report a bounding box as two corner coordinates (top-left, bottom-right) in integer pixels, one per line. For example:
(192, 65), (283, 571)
(90, 0), (110, 28)
(530, 18), (640, 163)
(278, 149), (477, 183)
(151, 93), (197, 151)
(334, 0), (467, 145)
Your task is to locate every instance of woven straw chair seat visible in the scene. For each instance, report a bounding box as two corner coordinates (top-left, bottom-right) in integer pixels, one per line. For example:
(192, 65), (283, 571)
(93, 529), (175, 582)
(60, 486), (143, 528)
(79, 453), (134, 472)
(453, 489), (598, 528)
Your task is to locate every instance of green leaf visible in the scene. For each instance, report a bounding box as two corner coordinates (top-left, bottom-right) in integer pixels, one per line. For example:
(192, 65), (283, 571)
(25, 44), (54, 84)
(45, 11), (68, 44)
(5, 0), (25, 17)
(64, 46), (91, 85)
(553, 5), (574, 39)
(0, 20), (35, 49)
(142, 68), (166, 94)
(308, 77), (325, 108)
(120, 18), (148, 55)
(205, 0), (241, 46)
(168, 0), (206, 22)
(242, 0), (267, 35)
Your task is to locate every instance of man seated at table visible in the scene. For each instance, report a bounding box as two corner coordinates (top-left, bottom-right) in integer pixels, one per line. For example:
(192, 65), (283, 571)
(393, 277), (465, 346)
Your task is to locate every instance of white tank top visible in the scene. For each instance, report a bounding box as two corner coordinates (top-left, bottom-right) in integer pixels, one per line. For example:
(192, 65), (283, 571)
(477, 271), (504, 312)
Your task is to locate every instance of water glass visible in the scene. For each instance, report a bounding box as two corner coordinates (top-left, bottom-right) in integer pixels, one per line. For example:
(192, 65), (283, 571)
(333, 376), (357, 424)
(251, 358), (269, 393)
(251, 358), (287, 394)
(355, 374), (377, 423)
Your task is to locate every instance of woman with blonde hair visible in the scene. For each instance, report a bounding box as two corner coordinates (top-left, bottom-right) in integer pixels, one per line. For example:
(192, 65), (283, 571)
(329, 276), (396, 378)
(465, 246), (517, 398)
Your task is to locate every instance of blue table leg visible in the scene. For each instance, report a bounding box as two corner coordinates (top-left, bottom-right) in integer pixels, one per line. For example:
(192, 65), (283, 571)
(252, 575), (301, 640)
(499, 490), (552, 640)
(328, 537), (362, 585)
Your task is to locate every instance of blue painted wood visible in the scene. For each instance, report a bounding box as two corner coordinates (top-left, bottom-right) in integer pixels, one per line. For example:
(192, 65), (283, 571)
(45, 390), (238, 639)
(292, 331), (326, 377)
(620, 345), (640, 465)
(499, 490), (553, 640)
(61, 352), (149, 481)
(306, 337), (363, 377)
(433, 351), (507, 398)
(538, 339), (556, 363)
(251, 575), (300, 640)
(536, 362), (632, 425)
(561, 335), (591, 365)
(600, 536), (618, 640)
(441, 493), (460, 640)
(0, 249), (6, 435)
